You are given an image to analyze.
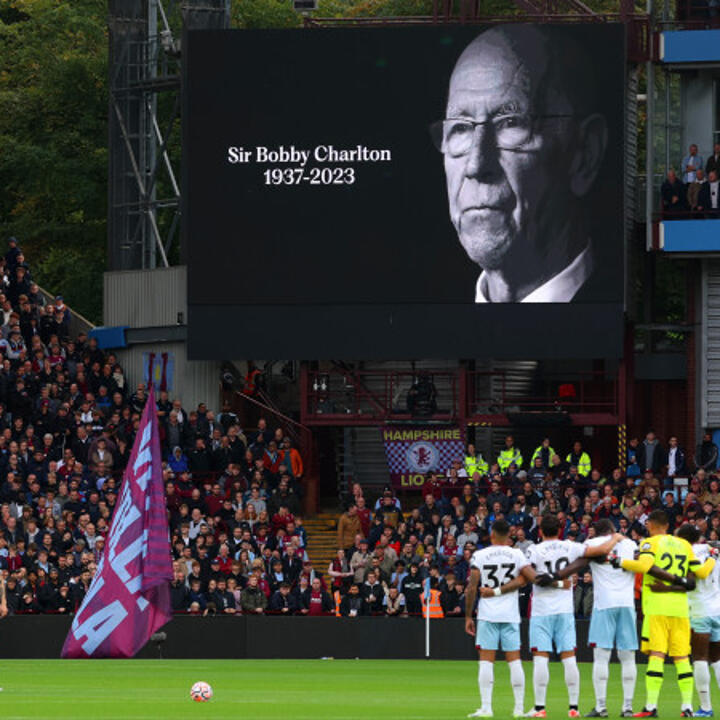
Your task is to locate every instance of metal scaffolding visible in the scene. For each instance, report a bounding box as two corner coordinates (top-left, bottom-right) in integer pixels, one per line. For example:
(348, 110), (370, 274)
(108, 0), (230, 271)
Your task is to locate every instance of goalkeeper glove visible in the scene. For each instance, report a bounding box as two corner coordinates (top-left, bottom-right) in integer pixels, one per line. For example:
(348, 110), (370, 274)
(607, 550), (622, 569)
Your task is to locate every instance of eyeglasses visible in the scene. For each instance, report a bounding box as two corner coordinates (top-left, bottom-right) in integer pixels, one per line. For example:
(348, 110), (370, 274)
(430, 114), (574, 156)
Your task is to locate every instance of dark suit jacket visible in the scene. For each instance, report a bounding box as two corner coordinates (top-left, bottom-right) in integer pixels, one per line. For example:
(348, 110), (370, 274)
(661, 178), (687, 210)
(666, 446), (688, 476)
(706, 154), (720, 176)
(698, 182), (719, 216)
(635, 441), (666, 474)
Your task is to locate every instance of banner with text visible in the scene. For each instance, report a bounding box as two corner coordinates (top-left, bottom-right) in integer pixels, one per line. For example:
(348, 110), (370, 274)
(381, 426), (465, 490)
(61, 387), (172, 658)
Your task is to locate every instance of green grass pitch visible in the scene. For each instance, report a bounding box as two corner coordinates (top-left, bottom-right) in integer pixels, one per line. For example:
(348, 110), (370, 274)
(2, 659), (720, 719)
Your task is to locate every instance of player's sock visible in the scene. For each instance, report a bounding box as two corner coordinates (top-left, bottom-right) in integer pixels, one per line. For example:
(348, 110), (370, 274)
(617, 649), (637, 710)
(645, 655), (664, 710)
(592, 647), (611, 711)
(674, 658), (694, 709)
(533, 655), (549, 709)
(562, 655), (580, 707)
(508, 659), (525, 713)
(712, 659), (720, 689)
(479, 660), (494, 712)
(694, 660), (712, 711)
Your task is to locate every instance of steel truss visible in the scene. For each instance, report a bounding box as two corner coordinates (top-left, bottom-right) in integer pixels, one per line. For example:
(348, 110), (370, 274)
(108, 0), (230, 271)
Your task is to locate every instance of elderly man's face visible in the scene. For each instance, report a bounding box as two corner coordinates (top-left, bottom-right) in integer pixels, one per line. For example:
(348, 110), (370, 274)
(443, 31), (579, 274)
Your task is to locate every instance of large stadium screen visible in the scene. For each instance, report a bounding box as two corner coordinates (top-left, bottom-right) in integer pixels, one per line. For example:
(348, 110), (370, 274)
(184, 25), (626, 360)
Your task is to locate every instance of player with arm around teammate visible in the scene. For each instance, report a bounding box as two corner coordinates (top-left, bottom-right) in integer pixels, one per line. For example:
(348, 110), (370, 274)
(613, 509), (715, 718)
(675, 523), (720, 717)
(465, 518), (538, 718)
(552, 518), (639, 717)
(525, 514), (623, 719)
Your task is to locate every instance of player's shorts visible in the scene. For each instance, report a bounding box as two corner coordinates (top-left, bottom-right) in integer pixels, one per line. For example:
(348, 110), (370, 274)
(589, 606), (638, 651)
(530, 613), (576, 654)
(641, 614), (691, 656)
(690, 615), (720, 642)
(476, 621), (521, 652)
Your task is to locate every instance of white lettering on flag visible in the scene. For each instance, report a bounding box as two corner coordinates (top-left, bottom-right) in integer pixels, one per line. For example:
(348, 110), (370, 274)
(73, 600), (129, 655)
(61, 387), (172, 659)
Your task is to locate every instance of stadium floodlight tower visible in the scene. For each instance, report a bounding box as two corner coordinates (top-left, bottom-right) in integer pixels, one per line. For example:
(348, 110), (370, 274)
(108, 0), (230, 271)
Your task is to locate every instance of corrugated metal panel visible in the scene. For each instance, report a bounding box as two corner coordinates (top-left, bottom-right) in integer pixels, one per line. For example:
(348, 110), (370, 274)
(104, 266), (186, 328)
(625, 68), (638, 304)
(115, 342), (221, 412)
(704, 261), (720, 425)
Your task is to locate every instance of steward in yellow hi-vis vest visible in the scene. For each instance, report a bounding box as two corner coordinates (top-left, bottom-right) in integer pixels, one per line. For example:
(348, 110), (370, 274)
(531, 438), (556, 469)
(464, 444), (488, 479)
(497, 435), (523, 473)
(565, 441), (591, 477)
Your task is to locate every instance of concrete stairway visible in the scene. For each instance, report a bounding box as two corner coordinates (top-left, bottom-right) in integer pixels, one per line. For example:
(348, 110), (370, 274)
(303, 512), (341, 573)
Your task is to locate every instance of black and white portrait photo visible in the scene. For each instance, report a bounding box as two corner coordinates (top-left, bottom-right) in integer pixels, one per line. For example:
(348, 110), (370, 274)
(185, 25), (624, 359)
(432, 26), (610, 304)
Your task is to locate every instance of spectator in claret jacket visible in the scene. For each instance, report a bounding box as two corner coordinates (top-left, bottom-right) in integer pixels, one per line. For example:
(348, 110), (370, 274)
(328, 549), (353, 592)
(205, 483), (226, 518)
(355, 496), (372, 537)
(299, 577), (333, 616)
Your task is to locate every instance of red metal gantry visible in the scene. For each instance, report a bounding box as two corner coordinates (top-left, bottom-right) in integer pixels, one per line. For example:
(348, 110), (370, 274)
(300, 365), (621, 428)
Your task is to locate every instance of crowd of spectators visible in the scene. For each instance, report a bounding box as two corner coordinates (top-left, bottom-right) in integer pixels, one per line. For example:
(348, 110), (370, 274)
(0, 237), (314, 615)
(661, 142), (720, 217)
(328, 430), (720, 620)
(3, 239), (720, 622)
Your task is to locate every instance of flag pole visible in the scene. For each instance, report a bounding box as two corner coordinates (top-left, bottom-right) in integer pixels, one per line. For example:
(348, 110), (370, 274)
(424, 577), (430, 658)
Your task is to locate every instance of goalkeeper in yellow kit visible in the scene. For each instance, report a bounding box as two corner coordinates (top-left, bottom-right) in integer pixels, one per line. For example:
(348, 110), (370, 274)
(610, 510), (715, 718)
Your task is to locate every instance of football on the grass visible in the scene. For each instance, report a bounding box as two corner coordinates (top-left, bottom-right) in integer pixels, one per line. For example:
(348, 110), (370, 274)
(190, 681), (213, 702)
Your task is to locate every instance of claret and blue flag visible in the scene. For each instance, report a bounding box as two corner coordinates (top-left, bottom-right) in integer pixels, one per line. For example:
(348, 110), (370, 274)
(61, 387), (172, 658)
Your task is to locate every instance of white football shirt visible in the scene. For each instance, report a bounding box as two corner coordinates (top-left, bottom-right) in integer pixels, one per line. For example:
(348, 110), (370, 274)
(585, 535), (636, 610)
(471, 545), (529, 623)
(526, 540), (587, 616)
(689, 544), (720, 618)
